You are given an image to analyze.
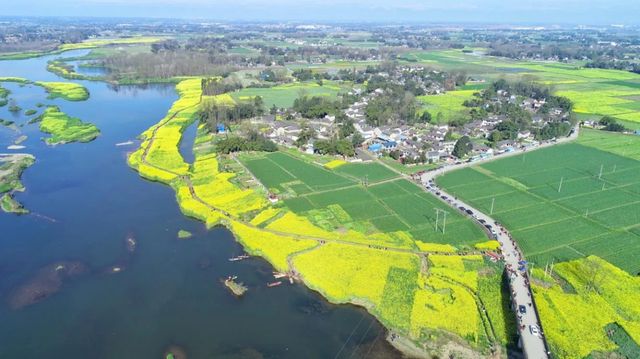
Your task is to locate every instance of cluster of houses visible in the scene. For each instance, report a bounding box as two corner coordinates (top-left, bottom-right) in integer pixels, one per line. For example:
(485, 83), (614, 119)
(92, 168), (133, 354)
(248, 83), (560, 165)
(375, 66), (448, 94)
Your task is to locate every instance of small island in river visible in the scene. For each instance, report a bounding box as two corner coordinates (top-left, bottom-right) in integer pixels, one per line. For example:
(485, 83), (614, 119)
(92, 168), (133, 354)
(0, 153), (35, 214)
(38, 106), (100, 145)
(222, 276), (248, 297)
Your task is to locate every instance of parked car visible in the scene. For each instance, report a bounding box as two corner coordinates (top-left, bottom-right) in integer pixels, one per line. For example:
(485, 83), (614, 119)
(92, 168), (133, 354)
(466, 209), (473, 215)
(519, 305), (526, 314)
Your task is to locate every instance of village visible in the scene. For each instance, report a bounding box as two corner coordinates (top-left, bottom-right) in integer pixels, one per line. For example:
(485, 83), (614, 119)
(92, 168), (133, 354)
(244, 74), (573, 167)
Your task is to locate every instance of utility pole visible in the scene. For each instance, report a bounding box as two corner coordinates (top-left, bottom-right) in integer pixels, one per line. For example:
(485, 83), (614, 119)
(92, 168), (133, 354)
(490, 197), (495, 215)
(558, 177), (564, 193)
(598, 164), (603, 179)
(442, 210), (448, 235)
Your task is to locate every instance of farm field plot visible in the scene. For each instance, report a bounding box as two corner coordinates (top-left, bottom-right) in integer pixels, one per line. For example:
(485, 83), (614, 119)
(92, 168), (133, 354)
(332, 162), (399, 183)
(417, 90), (476, 123)
(230, 81), (349, 108)
(577, 128), (640, 161)
(303, 179), (486, 247)
(240, 148), (489, 249)
(402, 49), (640, 126)
(437, 140), (640, 275)
(242, 152), (355, 193)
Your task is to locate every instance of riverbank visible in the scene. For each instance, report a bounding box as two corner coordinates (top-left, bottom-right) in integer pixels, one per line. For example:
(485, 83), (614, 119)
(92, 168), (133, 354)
(126, 78), (500, 358)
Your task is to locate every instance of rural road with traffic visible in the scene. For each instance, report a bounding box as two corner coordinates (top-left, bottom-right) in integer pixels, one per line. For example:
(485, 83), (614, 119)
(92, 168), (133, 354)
(416, 129), (579, 358)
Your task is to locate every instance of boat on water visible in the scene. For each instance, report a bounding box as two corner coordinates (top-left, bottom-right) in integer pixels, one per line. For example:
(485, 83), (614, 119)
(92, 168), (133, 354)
(125, 236), (136, 252)
(267, 281), (282, 287)
(229, 254), (250, 262)
(273, 272), (287, 279)
(115, 140), (134, 146)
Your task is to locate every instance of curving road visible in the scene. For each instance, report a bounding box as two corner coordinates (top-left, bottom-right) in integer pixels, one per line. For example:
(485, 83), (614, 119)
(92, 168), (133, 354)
(415, 130), (580, 359)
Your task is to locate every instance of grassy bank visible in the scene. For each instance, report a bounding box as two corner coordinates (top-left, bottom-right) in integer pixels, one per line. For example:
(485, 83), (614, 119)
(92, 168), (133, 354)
(35, 82), (89, 101)
(126, 78), (511, 357)
(38, 106), (99, 145)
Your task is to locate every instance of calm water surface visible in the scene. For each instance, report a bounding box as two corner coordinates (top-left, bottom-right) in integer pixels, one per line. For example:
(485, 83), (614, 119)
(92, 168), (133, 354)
(0, 52), (401, 358)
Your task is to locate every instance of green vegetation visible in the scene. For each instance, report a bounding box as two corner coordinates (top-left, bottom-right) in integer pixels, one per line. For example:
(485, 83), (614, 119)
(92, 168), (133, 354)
(0, 154), (35, 214)
(438, 140), (640, 274)
(0, 119), (15, 127)
(177, 230), (192, 239)
(0, 84), (8, 106)
(46, 60), (93, 81)
(8, 103), (21, 113)
(24, 109), (37, 116)
(230, 81), (349, 108)
(38, 106), (100, 145)
(1, 193), (28, 214)
(34, 82), (90, 101)
(241, 152), (486, 248)
(0, 36), (165, 61)
(577, 128), (640, 161)
(126, 78), (505, 356)
(453, 135), (473, 158)
(403, 49), (640, 126)
(532, 256), (640, 359)
(417, 90), (476, 123)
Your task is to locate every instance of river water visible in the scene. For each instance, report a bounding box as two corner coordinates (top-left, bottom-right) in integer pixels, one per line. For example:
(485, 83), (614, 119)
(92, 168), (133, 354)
(0, 51), (400, 358)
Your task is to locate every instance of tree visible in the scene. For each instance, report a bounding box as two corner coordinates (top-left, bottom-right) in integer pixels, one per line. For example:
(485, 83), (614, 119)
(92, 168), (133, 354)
(599, 116), (626, 132)
(294, 123), (316, 147)
(269, 104), (278, 115)
(488, 130), (502, 144)
(444, 130), (455, 141)
(351, 132), (364, 147)
(453, 136), (473, 158)
(335, 139), (355, 157)
(417, 111), (432, 123)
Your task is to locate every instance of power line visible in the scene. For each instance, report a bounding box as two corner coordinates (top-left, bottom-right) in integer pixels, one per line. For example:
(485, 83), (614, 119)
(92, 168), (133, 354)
(333, 314), (366, 359)
(347, 318), (377, 359)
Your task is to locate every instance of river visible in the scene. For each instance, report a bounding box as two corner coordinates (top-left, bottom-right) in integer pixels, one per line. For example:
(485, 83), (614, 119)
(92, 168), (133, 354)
(0, 51), (400, 358)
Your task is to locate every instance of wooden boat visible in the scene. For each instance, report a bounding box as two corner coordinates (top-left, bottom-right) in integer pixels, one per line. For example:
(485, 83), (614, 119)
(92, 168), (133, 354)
(229, 254), (250, 262)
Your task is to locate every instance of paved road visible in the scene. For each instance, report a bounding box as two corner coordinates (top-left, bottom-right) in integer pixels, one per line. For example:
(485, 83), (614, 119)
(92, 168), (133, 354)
(416, 130), (580, 359)
(420, 175), (550, 359)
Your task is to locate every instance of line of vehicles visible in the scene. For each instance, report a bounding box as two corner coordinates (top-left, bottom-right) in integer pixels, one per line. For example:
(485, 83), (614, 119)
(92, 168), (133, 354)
(424, 179), (499, 239)
(424, 177), (545, 342)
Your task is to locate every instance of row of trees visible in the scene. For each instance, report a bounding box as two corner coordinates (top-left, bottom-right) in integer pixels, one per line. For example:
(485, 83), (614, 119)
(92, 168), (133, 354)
(598, 116), (627, 132)
(292, 96), (342, 119)
(199, 96), (264, 130)
(215, 130), (277, 154)
(201, 77), (242, 96)
(586, 59), (640, 75)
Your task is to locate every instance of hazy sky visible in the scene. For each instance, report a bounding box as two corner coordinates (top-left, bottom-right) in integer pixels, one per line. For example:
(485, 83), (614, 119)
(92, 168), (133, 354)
(2, 0), (639, 24)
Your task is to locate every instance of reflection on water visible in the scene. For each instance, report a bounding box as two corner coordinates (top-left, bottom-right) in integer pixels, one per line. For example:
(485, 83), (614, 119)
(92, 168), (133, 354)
(0, 51), (402, 358)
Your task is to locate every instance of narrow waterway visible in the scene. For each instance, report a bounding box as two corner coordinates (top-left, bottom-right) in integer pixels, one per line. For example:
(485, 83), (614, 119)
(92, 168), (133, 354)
(0, 51), (401, 358)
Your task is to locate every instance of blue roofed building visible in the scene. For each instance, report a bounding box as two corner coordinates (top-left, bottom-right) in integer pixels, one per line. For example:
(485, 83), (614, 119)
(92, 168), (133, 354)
(368, 143), (383, 152)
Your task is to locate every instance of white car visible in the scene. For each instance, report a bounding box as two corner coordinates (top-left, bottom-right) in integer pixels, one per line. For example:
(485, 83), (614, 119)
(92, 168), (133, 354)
(530, 325), (541, 337)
